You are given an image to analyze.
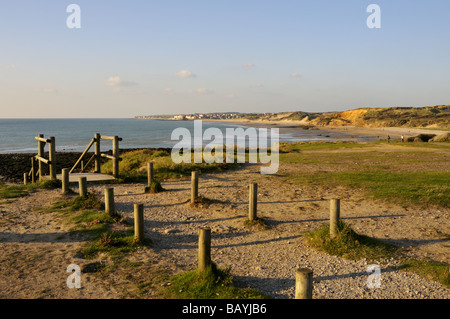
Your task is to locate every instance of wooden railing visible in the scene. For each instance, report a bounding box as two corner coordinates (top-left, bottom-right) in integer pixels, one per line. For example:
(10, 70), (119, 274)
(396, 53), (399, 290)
(69, 133), (122, 177)
(28, 134), (56, 181)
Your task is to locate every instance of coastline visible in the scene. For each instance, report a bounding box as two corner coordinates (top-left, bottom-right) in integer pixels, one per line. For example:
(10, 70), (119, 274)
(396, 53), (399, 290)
(199, 118), (449, 139)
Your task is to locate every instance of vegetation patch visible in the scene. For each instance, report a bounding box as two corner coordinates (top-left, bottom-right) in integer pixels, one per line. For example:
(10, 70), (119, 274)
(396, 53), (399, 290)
(144, 179), (165, 193)
(158, 263), (269, 299)
(243, 217), (270, 230)
(190, 196), (218, 209)
(398, 259), (450, 289)
(306, 221), (399, 261)
(0, 178), (62, 199)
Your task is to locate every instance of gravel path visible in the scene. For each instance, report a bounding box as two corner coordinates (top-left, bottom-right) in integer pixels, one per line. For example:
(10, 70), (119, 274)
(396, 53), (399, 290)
(89, 164), (449, 299)
(1, 163), (449, 299)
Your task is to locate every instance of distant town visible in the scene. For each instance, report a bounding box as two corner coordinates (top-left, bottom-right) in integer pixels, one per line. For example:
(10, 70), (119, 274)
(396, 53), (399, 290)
(134, 112), (256, 121)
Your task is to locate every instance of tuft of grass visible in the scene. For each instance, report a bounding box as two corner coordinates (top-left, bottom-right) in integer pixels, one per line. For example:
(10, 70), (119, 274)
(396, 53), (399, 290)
(144, 179), (165, 194)
(398, 259), (450, 289)
(243, 217), (270, 230)
(81, 230), (141, 259)
(306, 221), (399, 261)
(190, 196), (217, 208)
(159, 263), (269, 299)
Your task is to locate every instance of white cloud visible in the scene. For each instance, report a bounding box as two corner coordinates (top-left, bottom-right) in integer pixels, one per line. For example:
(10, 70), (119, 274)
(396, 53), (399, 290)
(164, 87), (174, 93)
(6, 64), (16, 70)
(189, 88), (214, 95)
(242, 63), (255, 68)
(175, 70), (196, 78)
(290, 72), (301, 78)
(105, 76), (138, 92)
(224, 93), (237, 99)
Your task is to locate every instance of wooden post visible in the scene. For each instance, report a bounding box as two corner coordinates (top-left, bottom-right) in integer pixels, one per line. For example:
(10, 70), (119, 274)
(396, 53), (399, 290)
(295, 268), (313, 299)
(147, 162), (154, 187)
(48, 136), (56, 179)
(30, 157), (36, 183)
(78, 177), (87, 197)
(249, 183), (257, 221)
(94, 133), (101, 173)
(38, 134), (44, 181)
(198, 227), (211, 272)
(330, 199), (340, 238)
(105, 188), (115, 216)
(112, 136), (119, 178)
(61, 168), (69, 194)
(23, 173), (28, 185)
(134, 203), (144, 243)
(191, 171), (198, 204)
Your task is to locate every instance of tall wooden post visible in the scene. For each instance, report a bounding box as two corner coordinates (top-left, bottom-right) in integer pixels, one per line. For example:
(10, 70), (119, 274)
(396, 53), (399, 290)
(134, 203), (144, 243)
(295, 268), (313, 299)
(198, 227), (211, 272)
(147, 162), (154, 187)
(191, 171), (198, 204)
(330, 199), (340, 238)
(23, 173), (28, 185)
(30, 157), (36, 183)
(61, 168), (69, 194)
(105, 188), (115, 216)
(78, 177), (87, 198)
(249, 183), (257, 221)
(48, 136), (56, 179)
(94, 133), (101, 173)
(112, 136), (119, 178)
(38, 134), (44, 181)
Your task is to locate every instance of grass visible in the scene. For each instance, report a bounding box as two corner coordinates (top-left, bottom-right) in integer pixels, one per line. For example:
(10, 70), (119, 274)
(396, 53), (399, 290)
(399, 259), (450, 289)
(306, 221), (399, 261)
(281, 142), (450, 208)
(0, 178), (62, 199)
(100, 148), (241, 182)
(158, 262), (270, 299)
(243, 217), (270, 230)
(144, 179), (165, 193)
(46, 192), (148, 258)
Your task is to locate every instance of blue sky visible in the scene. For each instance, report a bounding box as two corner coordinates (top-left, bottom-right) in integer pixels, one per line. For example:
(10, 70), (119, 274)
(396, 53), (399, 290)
(1, 1), (450, 118)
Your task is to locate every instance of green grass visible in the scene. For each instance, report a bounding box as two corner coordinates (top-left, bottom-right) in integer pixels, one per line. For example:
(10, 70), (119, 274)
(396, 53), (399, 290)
(0, 179), (62, 199)
(159, 263), (270, 299)
(399, 259), (450, 289)
(100, 149), (241, 182)
(291, 171), (450, 208)
(306, 221), (399, 261)
(45, 192), (147, 258)
(243, 217), (270, 230)
(278, 141), (371, 153)
(144, 179), (165, 193)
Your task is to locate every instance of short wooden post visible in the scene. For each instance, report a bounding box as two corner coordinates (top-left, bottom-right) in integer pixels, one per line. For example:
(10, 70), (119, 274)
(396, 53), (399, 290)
(105, 188), (115, 216)
(23, 173), (28, 185)
(61, 168), (69, 194)
(38, 134), (44, 181)
(48, 136), (56, 179)
(249, 183), (257, 221)
(295, 268), (313, 299)
(191, 171), (198, 204)
(78, 177), (87, 197)
(330, 199), (340, 238)
(134, 203), (144, 243)
(112, 136), (119, 178)
(30, 157), (36, 183)
(94, 133), (101, 173)
(198, 227), (211, 272)
(147, 162), (154, 187)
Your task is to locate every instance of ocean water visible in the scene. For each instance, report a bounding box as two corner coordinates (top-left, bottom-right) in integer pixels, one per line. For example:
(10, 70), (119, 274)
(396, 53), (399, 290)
(0, 118), (371, 154)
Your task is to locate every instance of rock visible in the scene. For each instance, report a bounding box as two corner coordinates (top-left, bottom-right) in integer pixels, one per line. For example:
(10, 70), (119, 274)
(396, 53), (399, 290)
(164, 229), (178, 234)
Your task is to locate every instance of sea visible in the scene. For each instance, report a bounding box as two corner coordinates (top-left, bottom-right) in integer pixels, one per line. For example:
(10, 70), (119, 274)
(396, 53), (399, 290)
(0, 118), (376, 154)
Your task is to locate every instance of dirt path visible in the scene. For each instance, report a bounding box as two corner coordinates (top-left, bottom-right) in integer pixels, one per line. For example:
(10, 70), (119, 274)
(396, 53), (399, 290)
(1, 160), (448, 299)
